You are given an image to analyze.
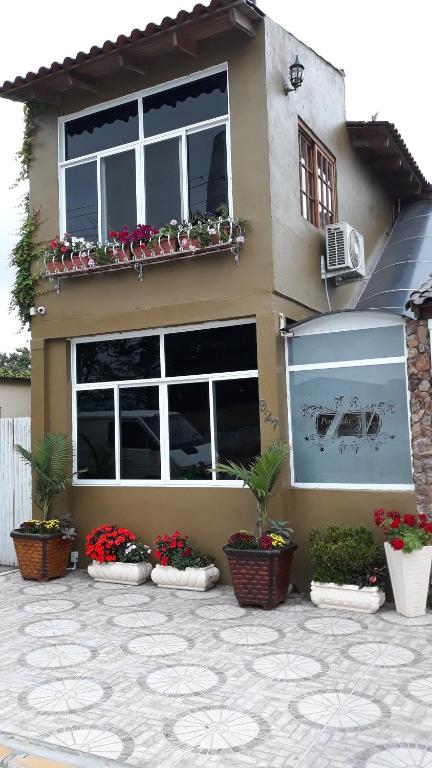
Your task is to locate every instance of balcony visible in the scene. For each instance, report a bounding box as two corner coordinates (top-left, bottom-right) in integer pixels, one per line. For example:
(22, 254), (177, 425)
(41, 217), (246, 289)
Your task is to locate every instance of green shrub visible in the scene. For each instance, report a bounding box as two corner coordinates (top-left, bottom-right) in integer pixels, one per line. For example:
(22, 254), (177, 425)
(309, 525), (385, 587)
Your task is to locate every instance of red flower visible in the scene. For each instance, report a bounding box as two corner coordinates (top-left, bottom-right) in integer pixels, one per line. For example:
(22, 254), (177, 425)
(373, 508), (386, 527)
(259, 534), (272, 550)
(402, 514), (416, 527)
(170, 541), (177, 549)
(60, 245), (68, 253)
(50, 240), (58, 249)
(391, 538), (405, 550)
(183, 547), (192, 557)
(161, 556), (168, 566)
(108, 230), (118, 238)
(155, 550), (161, 559)
(388, 510), (401, 520)
(390, 519), (401, 529)
(425, 523), (432, 534)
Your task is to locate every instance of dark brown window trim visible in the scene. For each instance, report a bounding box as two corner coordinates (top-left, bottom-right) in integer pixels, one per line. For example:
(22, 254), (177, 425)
(298, 120), (337, 230)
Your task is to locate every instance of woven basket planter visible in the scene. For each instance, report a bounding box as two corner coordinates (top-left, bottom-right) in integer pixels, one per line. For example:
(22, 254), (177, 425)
(10, 531), (72, 581)
(224, 544), (297, 610)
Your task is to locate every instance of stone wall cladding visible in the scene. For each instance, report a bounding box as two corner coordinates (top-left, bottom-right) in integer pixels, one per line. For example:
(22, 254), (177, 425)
(406, 318), (432, 515)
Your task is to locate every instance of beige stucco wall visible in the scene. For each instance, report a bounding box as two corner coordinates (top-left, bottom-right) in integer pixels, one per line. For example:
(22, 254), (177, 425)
(264, 18), (393, 313)
(0, 380), (31, 418)
(26, 16), (415, 588)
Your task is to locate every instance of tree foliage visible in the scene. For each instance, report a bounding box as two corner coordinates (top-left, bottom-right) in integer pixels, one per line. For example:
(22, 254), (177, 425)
(0, 346), (30, 378)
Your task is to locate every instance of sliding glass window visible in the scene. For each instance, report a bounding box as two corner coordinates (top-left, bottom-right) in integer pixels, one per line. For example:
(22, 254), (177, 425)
(60, 68), (230, 241)
(73, 320), (260, 485)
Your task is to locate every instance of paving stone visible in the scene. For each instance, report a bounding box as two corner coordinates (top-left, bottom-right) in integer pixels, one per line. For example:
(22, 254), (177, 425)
(0, 569), (431, 767)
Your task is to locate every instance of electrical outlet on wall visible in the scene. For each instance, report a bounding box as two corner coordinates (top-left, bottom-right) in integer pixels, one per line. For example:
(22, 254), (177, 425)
(70, 551), (79, 564)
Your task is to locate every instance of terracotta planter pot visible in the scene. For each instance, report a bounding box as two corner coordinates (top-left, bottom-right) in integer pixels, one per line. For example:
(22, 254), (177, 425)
(179, 236), (202, 252)
(10, 531), (72, 581)
(224, 544), (297, 609)
(151, 237), (178, 256)
(130, 242), (152, 260)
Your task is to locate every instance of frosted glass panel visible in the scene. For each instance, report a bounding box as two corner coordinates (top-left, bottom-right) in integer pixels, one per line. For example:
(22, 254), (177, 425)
(290, 363), (412, 485)
(288, 325), (404, 366)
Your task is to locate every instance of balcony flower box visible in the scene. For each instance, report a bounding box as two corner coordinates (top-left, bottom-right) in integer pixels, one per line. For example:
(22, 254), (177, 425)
(310, 581), (385, 613)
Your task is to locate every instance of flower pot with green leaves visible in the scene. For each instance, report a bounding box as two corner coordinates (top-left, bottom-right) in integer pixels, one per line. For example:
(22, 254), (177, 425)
(151, 531), (219, 591)
(11, 433), (76, 581)
(149, 221), (179, 256)
(86, 525), (152, 585)
(374, 508), (432, 617)
(309, 526), (386, 613)
(220, 442), (297, 610)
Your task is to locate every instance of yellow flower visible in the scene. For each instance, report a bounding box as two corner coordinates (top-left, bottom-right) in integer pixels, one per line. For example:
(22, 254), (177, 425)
(269, 533), (285, 548)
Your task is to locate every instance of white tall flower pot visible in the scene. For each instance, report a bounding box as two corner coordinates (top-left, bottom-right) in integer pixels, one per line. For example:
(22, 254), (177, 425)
(310, 581), (385, 613)
(384, 542), (432, 618)
(151, 564), (219, 591)
(87, 561), (152, 586)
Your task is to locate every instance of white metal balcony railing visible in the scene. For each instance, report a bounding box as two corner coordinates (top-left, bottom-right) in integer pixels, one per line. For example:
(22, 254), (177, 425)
(41, 218), (246, 292)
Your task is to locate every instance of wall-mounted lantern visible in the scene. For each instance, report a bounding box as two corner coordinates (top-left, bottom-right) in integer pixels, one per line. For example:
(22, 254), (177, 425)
(284, 55), (305, 95)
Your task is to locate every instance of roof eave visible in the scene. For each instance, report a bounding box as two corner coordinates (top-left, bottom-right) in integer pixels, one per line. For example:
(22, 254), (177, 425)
(347, 120), (430, 199)
(0, 0), (263, 105)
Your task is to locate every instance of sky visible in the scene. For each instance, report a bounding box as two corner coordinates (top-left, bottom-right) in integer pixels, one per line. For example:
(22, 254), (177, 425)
(0, 0), (431, 352)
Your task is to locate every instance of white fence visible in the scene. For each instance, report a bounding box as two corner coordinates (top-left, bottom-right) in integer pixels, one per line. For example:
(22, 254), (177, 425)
(0, 418), (31, 566)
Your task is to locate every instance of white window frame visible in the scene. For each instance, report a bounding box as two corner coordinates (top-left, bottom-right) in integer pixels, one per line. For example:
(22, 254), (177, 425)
(58, 63), (232, 241)
(71, 317), (258, 487)
(285, 311), (414, 491)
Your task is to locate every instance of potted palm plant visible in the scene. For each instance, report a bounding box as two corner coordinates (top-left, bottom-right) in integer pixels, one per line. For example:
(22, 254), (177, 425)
(219, 442), (297, 610)
(11, 433), (75, 581)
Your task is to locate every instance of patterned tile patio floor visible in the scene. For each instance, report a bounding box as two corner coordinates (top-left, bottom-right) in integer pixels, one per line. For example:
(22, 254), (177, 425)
(1, 569), (431, 768)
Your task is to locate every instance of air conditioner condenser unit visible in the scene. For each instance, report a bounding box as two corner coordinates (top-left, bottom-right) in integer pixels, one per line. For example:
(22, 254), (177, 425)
(325, 222), (365, 277)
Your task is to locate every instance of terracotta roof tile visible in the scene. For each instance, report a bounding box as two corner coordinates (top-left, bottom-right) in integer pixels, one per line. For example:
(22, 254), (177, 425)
(0, 0), (262, 98)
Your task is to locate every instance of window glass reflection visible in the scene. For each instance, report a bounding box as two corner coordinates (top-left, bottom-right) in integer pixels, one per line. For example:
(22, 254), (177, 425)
(102, 150), (137, 235)
(65, 162), (98, 242)
(77, 390), (115, 479)
(214, 378), (260, 478)
(145, 138), (182, 227)
(165, 324), (257, 377)
(120, 387), (161, 480)
(168, 383), (211, 480)
(143, 72), (228, 138)
(76, 337), (160, 383)
(65, 101), (139, 160)
(188, 126), (228, 215)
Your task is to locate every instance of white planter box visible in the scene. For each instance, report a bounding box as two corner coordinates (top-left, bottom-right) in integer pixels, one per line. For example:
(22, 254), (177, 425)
(310, 581), (385, 613)
(88, 560), (152, 586)
(151, 564), (219, 591)
(385, 541), (432, 618)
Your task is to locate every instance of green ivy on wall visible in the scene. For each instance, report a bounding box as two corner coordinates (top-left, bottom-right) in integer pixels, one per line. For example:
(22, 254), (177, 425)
(10, 101), (45, 326)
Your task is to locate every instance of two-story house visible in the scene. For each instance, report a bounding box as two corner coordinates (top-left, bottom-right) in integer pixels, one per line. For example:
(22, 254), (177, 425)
(2, 0), (431, 585)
